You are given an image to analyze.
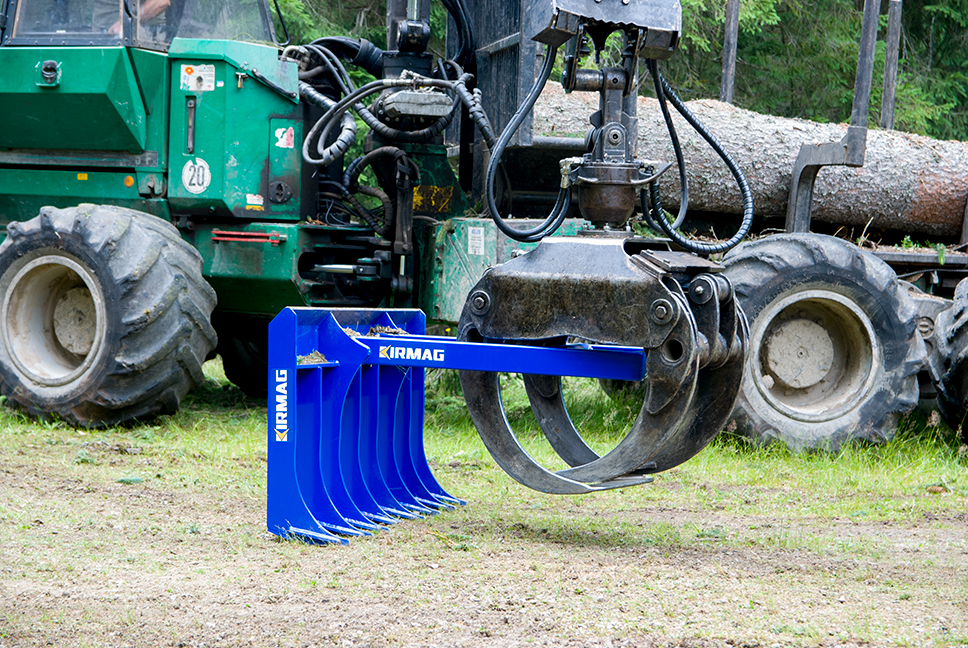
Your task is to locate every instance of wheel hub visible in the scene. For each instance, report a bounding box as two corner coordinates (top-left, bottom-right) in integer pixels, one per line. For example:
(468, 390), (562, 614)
(751, 290), (879, 422)
(52, 286), (97, 356)
(763, 318), (834, 389)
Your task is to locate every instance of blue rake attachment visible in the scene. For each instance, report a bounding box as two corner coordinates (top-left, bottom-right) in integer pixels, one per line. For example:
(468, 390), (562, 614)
(266, 307), (650, 544)
(267, 307), (462, 544)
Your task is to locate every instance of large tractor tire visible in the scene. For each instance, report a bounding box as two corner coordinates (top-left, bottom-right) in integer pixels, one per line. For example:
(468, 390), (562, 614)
(936, 279), (968, 441)
(0, 205), (217, 427)
(722, 233), (924, 451)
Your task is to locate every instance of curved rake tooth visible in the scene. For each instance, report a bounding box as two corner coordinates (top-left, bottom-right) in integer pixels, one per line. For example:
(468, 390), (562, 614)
(459, 291), (703, 490)
(553, 355), (698, 483)
(554, 294), (702, 484)
(524, 307), (749, 479)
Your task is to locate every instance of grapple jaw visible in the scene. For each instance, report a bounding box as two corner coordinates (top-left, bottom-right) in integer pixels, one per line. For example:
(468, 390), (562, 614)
(457, 237), (748, 494)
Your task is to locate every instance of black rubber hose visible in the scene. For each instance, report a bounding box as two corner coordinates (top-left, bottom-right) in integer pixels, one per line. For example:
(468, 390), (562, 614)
(299, 81), (357, 167)
(485, 44), (569, 242)
(641, 179), (665, 233)
(311, 37), (385, 78)
(301, 78), (401, 166)
(304, 44), (355, 94)
(343, 147), (421, 239)
(345, 187), (393, 238)
(452, 77), (496, 148)
(648, 59), (688, 230)
(645, 59), (754, 255)
(353, 92), (459, 144)
(441, 0), (476, 73)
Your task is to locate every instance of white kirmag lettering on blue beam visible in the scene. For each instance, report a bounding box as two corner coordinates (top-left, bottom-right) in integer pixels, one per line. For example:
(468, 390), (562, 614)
(378, 345), (445, 362)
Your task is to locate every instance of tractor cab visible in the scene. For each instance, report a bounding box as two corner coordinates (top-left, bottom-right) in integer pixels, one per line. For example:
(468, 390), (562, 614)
(0, 0), (277, 49)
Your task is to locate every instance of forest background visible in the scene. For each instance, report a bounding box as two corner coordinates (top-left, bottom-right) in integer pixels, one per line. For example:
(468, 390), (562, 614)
(273, 0), (968, 142)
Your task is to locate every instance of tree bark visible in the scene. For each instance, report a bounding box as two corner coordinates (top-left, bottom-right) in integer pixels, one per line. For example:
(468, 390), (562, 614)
(532, 83), (968, 237)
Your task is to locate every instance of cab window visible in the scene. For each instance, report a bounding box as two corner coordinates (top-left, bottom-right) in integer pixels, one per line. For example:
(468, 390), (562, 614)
(11, 0), (122, 40)
(8, 0), (276, 48)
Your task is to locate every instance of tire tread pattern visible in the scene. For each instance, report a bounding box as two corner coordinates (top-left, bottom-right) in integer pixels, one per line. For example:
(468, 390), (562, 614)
(0, 204), (217, 427)
(936, 280), (968, 441)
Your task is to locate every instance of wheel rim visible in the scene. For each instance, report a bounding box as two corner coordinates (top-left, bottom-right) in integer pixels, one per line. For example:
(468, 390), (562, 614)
(2, 255), (107, 387)
(749, 289), (880, 422)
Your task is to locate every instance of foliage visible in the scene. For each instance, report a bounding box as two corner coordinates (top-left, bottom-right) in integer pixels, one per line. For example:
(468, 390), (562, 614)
(896, 0), (968, 139)
(661, 0), (968, 140)
(276, 0), (386, 46)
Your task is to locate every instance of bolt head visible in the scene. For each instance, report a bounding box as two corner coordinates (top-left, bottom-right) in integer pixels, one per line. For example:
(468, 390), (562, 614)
(469, 291), (490, 314)
(650, 299), (674, 325)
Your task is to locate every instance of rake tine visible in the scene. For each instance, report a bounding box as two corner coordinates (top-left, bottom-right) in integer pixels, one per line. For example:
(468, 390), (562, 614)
(339, 370), (398, 525)
(375, 363), (436, 516)
(313, 325), (383, 534)
(267, 310), (365, 540)
(358, 364), (421, 519)
(391, 368), (456, 510)
(409, 365), (465, 507)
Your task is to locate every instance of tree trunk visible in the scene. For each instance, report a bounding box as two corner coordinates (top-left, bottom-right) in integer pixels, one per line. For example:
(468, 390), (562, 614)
(532, 83), (968, 237)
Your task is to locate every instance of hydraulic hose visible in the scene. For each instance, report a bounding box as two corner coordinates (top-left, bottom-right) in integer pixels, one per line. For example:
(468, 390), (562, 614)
(304, 44), (356, 95)
(646, 59), (754, 255)
(299, 81), (357, 168)
(310, 37), (384, 78)
(441, 0), (476, 73)
(301, 78), (396, 166)
(485, 43), (571, 242)
(353, 91), (460, 144)
(343, 147), (421, 239)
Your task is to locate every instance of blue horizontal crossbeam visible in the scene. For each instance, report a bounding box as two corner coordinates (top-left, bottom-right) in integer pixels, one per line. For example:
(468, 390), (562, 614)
(353, 335), (647, 381)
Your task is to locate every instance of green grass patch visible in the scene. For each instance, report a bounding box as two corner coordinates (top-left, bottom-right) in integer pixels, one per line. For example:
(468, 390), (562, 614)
(425, 370), (966, 526)
(0, 363), (964, 647)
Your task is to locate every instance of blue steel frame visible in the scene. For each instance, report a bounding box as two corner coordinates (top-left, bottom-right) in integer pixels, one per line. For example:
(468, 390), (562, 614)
(267, 307), (647, 544)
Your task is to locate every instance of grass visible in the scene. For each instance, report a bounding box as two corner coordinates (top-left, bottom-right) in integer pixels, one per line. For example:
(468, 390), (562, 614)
(0, 362), (966, 647)
(0, 362), (964, 546)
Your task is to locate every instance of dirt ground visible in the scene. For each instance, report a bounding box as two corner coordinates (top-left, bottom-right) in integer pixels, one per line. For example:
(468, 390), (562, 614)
(0, 433), (965, 648)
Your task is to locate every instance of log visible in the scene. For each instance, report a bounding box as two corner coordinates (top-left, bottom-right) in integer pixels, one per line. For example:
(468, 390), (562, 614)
(532, 82), (968, 237)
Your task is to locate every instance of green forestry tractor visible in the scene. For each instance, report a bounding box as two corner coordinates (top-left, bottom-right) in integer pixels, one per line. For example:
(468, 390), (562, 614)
(0, 0), (477, 425)
(0, 0), (963, 467)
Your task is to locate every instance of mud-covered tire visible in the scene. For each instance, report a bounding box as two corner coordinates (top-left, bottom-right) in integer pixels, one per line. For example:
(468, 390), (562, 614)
(0, 204), (217, 427)
(722, 233), (924, 450)
(936, 279), (968, 441)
